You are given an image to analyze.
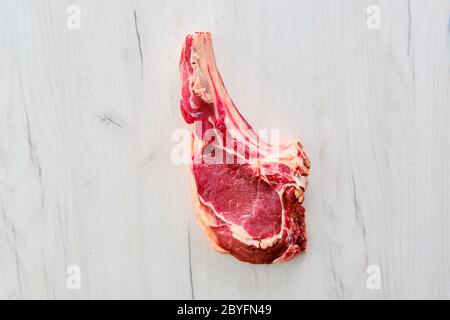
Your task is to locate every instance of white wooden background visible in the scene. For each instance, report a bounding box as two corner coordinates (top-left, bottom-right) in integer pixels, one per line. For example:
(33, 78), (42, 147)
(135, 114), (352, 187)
(0, 0), (448, 300)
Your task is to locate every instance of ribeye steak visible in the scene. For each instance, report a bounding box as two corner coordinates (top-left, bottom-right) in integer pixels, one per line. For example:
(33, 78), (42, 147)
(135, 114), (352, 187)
(179, 32), (310, 264)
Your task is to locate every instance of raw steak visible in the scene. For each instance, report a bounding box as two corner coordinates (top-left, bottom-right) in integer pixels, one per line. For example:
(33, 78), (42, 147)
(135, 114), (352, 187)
(179, 32), (310, 264)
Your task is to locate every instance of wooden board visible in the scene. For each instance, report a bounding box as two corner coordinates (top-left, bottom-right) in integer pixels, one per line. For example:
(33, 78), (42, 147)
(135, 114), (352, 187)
(0, 0), (448, 299)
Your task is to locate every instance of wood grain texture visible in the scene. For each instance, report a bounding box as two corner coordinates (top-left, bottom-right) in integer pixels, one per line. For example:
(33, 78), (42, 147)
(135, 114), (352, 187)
(0, 0), (448, 299)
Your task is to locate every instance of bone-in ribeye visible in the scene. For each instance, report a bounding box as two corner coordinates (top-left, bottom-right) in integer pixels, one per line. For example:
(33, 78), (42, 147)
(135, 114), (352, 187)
(179, 32), (310, 264)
